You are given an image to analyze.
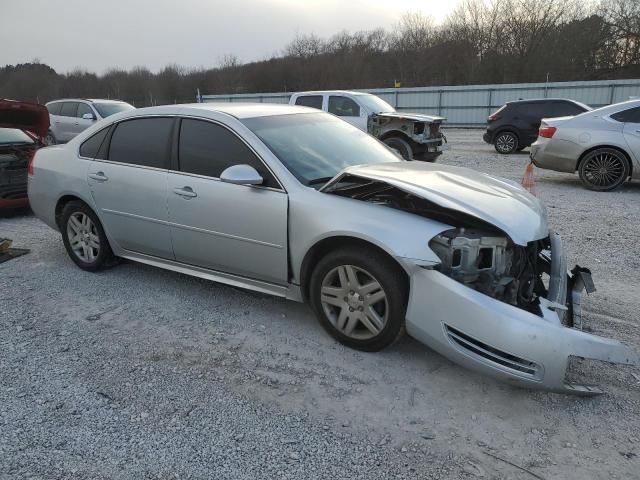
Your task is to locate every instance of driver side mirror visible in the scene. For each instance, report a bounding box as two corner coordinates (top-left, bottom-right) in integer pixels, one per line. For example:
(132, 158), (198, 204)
(220, 164), (263, 186)
(82, 113), (96, 121)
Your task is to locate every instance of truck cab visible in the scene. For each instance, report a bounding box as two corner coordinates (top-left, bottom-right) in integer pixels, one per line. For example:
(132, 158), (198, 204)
(289, 90), (446, 162)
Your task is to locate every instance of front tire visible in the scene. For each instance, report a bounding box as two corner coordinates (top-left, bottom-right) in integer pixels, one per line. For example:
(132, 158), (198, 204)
(383, 137), (413, 160)
(494, 131), (518, 154)
(61, 201), (115, 271)
(578, 148), (630, 191)
(309, 247), (408, 352)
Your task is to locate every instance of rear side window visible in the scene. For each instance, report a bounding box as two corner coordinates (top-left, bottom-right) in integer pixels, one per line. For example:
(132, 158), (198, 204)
(518, 102), (551, 118)
(178, 119), (278, 188)
(551, 102), (585, 117)
(328, 96), (360, 117)
(47, 103), (62, 115)
(108, 118), (173, 169)
(611, 106), (640, 123)
(60, 102), (79, 117)
(295, 95), (323, 109)
(79, 127), (110, 159)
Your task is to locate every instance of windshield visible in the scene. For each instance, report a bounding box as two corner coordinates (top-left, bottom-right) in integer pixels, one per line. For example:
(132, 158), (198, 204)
(0, 128), (35, 146)
(93, 102), (134, 118)
(356, 94), (395, 113)
(243, 113), (400, 186)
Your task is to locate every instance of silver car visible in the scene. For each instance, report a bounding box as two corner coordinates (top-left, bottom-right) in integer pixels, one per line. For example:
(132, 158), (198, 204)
(531, 99), (640, 191)
(28, 104), (639, 394)
(45, 99), (134, 145)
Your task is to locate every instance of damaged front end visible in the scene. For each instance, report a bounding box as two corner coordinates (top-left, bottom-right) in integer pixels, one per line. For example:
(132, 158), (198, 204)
(324, 166), (639, 394)
(368, 112), (446, 161)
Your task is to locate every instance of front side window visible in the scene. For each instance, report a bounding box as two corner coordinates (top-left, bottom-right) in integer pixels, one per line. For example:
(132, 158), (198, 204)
(611, 106), (640, 123)
(60, 102), (79, 117)
(80, 127), (110, 159)
(242, 113), (400, 186)
(328, 96), (360, 117)
(47, 103), (62, 116)
(178, 119), (278, 188)
(77, 103), (94, 119)
(295, 95), (323, 110)
(108, 117), (173, 169)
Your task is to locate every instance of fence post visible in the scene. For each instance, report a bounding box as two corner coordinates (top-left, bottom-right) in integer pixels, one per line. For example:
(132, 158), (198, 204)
(609, 84), (616, 104)
(394, 89), (399, 109)
(437, 90), (443, 116)
(487, 89), (493, 116)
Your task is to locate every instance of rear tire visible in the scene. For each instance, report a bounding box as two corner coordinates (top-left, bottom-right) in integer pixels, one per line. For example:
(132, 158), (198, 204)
(494, 131), (518, 154)
(44, 131), (56, 146)
(61, 201), (115, 271)
(383, 137), (413, 160)
(309, 247), (408, 352)
(578, 148), (630, 191)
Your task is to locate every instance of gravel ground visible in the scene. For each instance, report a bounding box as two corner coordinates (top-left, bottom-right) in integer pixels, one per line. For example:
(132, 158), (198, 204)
(1, 129), (639, 479)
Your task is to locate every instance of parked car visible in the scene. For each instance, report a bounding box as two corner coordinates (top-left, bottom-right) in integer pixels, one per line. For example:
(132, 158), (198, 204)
(28, 104), (638, 394)
(0, 99), (49, 210)
(45, 99), (134, 145)
(531, 99), (640, 191)
(484, 98), (591, 154)
(289, 90), (446, 161)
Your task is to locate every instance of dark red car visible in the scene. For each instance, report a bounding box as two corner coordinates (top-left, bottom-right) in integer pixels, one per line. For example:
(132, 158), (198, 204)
(0, 99), (50, 210)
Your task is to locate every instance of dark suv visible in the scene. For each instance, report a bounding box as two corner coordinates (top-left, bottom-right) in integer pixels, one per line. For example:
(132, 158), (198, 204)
(483, 99), (590, 154)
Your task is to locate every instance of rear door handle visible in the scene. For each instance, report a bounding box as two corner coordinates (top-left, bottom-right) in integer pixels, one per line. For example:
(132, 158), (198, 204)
(88, 172), (108, 182)
(173, 186), (197, 198)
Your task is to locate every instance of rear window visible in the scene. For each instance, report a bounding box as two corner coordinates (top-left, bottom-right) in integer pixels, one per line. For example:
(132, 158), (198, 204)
(551, 102), (587, 117)
(295, 95), (323, 110)
(47, 103), (62, 116)
(0, 128), (35, 145)
(108, 117), (173, 169)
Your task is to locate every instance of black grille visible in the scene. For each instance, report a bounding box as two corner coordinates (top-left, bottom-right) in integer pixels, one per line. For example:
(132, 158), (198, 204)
(445, 325), (540, 377)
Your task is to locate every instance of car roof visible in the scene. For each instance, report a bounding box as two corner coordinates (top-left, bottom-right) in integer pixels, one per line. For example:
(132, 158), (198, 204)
(293, 90), (370, 96)
(114, 103), (317, 120)
(46, 98), (128, 104)
(506, 98), (582, 104)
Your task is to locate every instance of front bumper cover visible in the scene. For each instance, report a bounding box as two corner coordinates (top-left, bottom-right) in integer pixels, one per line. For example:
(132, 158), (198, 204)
(404, 233), (639, 395)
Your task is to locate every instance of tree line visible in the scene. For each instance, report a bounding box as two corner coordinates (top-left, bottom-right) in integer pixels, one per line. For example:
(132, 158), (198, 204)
(1, 0), (639, 107)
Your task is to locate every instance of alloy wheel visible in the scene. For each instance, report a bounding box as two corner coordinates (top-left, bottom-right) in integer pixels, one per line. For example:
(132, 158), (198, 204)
(581, 151), (626, 189)
(495, 133), (516, 154)
(66, 212), (100, 263)
(319, 265), (389, 340)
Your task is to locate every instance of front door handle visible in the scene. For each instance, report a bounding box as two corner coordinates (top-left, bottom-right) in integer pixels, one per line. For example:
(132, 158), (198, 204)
(173, 186), (197, 198)
(88, 172), (108, 182)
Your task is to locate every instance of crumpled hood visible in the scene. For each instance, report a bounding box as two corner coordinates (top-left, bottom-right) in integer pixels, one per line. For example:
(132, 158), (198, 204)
(0, 99), (50, 140)
(334, 162), (548, 245)
(373, 112), (445, 123)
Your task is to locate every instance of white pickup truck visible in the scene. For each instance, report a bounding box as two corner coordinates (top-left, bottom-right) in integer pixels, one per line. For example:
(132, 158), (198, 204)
(289, 90), (446, 161)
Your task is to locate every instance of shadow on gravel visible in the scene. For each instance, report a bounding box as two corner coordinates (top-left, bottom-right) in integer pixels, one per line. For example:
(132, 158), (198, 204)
(0, 207), (32, 220)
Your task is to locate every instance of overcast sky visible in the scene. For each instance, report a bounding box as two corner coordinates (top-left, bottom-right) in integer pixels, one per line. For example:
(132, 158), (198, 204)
(1, 0), (458, 73)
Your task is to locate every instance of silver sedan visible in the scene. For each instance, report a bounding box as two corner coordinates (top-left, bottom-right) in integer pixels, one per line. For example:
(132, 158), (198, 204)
(28, 103), (639, 394)
(531, 99), (640, 191)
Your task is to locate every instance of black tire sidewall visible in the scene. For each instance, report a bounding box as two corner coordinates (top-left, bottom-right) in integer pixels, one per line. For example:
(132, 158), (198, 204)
(494, 131), (518, 154)
(579, 149), (630, 192)
(61, 201), (113, 271)
(309, 247), (408, 352)
(384, 137), (413, 160)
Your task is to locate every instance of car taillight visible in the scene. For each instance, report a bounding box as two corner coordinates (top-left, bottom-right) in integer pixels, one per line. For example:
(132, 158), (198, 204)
(539, 126), (557, 138)
(487, 114), (500, 122)
(27, 151), (36, 176)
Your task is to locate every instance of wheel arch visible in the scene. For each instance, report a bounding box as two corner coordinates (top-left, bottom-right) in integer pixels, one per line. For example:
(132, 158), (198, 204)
(55, 194), (95, 230)
(378, 130), (413, 143)
(493, 128), (521, 143)
(299, 235), (409, 303)
(576, 145), (633, 178)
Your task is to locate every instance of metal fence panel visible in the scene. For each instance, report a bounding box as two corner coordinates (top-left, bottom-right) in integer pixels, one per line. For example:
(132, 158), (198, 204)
(200, 79), (640, 127)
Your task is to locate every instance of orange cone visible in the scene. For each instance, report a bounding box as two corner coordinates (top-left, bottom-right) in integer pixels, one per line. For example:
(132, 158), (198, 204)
(521, 162), (536, 196)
